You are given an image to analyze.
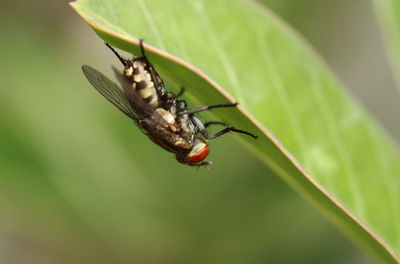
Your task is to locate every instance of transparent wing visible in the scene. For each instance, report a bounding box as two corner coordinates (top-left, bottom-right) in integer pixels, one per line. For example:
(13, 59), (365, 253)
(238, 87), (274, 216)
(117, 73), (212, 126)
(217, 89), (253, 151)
(82, 65), (138, 120)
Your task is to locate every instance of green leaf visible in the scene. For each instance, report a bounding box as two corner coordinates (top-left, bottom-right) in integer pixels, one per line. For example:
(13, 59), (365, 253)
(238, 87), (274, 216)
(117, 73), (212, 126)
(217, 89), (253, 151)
(71, 0), (400, 262)
(373, 0), (400, 94)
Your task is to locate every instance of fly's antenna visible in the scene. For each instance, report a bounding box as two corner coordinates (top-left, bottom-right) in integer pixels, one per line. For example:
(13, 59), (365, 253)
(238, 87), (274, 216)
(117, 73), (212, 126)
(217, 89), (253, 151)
(105, 43), (127, 66)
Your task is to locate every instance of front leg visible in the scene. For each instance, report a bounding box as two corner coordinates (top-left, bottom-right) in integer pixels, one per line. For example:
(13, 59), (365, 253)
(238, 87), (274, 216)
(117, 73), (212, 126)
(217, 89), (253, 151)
(191, 116), (257, 139)
(179, 103), (237, 116)
(175, 87), (185, 98)
(202, 127), (258, 139)
(204, 121), (226, 128)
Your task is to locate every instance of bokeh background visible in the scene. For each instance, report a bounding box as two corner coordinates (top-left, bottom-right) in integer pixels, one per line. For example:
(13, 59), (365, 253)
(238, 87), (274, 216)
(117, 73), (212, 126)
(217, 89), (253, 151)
(0, 0), (398, 263)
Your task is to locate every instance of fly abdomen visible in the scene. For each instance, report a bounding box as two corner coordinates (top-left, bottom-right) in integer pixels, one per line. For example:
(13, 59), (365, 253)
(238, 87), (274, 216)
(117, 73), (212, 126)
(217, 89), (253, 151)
(124, 60), (159, 108)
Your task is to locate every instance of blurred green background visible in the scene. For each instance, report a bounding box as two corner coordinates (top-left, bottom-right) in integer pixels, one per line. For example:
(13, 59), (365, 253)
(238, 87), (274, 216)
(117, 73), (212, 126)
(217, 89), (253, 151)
(0, 0), (398, 263)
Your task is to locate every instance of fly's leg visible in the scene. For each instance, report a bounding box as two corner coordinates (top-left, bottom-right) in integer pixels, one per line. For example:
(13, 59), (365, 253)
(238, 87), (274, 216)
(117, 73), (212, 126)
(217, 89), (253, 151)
(176, 87), (185, 98)
(204, 127), (258, 139)
(132, 39), (149, 62)
(191, 116), (257, 139)
(179, 103), (238, 116)
(139, 39), (146, 57)
(196, 161), (213, 168)
(204, 121), (226, 128)
(105, 43), (127, 66)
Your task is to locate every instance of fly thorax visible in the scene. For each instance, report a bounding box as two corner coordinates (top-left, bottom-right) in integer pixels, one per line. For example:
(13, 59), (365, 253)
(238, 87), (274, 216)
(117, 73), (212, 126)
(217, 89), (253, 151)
(154, 108), (179, 132)
(124, 60), (159, 108)
(169, 105), (177, 115)
(162, 92), (176, 107)
(176, 100), (187, 110)
(179, 113), (195, 135)
(173, 135), (191, 148)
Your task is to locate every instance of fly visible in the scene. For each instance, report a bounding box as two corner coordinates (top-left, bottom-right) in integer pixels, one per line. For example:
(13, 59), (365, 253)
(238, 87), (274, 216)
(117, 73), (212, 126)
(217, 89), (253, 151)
(82, 40), (257, 167)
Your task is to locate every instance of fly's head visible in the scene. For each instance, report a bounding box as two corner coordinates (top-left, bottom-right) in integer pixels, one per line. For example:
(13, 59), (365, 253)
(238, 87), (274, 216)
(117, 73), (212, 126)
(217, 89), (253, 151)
(176, 139), (212, 167)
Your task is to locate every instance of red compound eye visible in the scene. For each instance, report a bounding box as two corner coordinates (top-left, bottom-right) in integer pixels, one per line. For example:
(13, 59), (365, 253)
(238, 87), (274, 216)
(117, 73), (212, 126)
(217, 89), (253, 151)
(187, 144), (209, 165)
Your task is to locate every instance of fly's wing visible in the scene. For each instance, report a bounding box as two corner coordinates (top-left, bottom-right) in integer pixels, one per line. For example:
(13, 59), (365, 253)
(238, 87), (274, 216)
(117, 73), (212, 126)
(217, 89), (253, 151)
(82, 65), (138, 120)
(112, 66), (154, 117)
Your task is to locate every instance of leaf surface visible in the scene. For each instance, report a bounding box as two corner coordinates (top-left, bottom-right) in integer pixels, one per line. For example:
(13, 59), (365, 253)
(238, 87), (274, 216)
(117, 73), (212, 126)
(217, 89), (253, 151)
(71, 0), (400, 262)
